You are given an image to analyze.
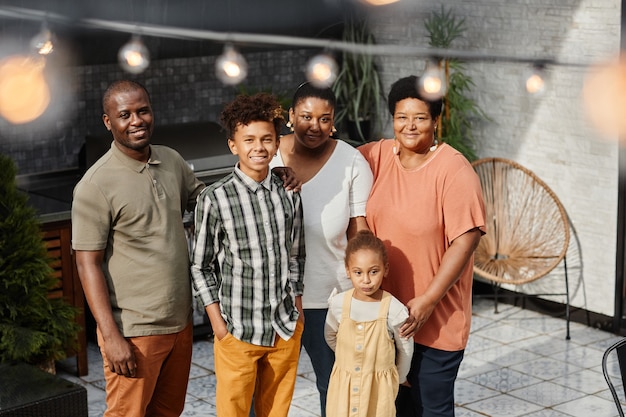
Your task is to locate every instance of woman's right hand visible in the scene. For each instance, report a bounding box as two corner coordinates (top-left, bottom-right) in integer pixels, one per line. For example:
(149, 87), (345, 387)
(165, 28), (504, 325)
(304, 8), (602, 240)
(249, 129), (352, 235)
(401, 294), (437, 338)
(400, 315), (418, 339)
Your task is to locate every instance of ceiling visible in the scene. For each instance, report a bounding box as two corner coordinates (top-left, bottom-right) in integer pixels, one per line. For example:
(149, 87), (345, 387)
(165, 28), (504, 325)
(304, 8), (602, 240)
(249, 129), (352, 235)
(0, 0), (366, 65)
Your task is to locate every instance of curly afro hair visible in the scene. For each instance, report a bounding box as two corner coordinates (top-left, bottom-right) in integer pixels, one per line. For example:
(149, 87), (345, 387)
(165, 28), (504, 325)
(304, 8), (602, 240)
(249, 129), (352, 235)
(220, 93), (285, 139)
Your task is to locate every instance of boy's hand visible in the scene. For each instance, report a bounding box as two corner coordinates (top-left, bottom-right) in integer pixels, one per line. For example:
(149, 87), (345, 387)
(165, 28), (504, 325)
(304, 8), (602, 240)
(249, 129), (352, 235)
(213, 322), (229, 341)
(206, 303), (229, 341)
(271, 166), (302, 192)
(295, 295), (305, 325)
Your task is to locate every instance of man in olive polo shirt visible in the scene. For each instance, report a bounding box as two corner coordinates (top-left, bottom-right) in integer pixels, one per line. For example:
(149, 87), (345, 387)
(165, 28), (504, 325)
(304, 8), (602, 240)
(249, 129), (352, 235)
(72, 80), (204, 417)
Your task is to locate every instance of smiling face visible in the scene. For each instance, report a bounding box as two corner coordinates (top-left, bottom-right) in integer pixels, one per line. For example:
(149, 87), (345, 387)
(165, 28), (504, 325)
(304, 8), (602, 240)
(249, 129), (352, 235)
(346, 248), (388, 302)
(228, 120), (280, 182)
(103, 87), (154, 160)
(393, 97), (438, 155)
(289, 96), (334, 150)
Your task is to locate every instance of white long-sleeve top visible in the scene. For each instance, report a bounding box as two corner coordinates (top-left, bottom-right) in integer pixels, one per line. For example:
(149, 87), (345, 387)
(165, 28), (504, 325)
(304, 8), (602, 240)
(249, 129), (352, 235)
(325, 291), (414, 384)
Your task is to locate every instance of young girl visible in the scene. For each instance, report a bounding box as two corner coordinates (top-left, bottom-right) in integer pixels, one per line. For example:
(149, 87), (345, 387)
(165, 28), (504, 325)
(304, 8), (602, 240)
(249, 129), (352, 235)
(324, 230), (414, 417)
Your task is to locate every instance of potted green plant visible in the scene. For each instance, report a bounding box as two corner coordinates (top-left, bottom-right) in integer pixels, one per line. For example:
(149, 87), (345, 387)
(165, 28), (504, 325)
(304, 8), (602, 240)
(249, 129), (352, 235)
(425, 6), (489, 161)
(0, 154), (79, 372)
(332, 18), (384, 144)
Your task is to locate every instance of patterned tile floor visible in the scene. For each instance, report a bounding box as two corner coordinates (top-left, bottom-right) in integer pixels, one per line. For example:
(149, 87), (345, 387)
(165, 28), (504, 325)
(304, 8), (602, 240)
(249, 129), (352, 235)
(57, 298), (626, 417)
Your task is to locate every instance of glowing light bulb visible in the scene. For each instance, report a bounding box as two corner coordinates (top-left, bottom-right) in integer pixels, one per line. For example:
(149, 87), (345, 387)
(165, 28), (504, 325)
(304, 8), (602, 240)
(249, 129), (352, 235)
(306, 54), (338, 88)
(223, 62), (241, 78)
(525, 65), (547, 95)
(583, 58), (626, 141)
(30, 27), (54, 55)
(422, 76), (443, 94)
(418, 60), (447, 100)
(0, 55), (50, 124)
(216, 45), (248, 85)
(118, 36), (150, 74)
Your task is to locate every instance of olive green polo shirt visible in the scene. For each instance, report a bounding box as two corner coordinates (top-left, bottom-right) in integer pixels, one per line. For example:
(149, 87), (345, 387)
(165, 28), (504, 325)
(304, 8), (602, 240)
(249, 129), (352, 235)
(72, 142), (205, 337)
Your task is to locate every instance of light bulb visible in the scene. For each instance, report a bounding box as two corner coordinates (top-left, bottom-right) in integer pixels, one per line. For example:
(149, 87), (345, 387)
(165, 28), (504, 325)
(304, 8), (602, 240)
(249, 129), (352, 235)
(216, 45), (248, 85)
(0, 55), (50, 124)
(118, 36), (150, 74)
(525, 64), (547, 95)
(30, 27), (54, 56)
(418, 60), (447, 100)
(583, 58), (626, 140)
(306, 54), (338, 88)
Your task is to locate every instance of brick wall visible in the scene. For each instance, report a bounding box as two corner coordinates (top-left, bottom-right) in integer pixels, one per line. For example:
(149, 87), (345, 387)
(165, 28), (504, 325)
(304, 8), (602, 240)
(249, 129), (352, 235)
(370, 0), (621, 317)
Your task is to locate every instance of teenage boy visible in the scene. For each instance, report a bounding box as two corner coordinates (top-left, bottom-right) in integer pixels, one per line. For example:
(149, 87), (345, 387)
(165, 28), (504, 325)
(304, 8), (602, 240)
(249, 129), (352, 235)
(191, 93), (305, 417)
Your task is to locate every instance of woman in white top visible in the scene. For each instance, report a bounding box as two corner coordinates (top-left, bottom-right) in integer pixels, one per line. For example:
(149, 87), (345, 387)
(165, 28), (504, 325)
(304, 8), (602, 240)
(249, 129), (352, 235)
(269, 82), (373, 417)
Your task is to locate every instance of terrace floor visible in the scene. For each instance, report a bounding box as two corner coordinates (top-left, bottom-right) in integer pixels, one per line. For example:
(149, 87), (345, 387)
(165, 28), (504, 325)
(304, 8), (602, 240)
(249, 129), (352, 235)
(57, 297), (626, 417)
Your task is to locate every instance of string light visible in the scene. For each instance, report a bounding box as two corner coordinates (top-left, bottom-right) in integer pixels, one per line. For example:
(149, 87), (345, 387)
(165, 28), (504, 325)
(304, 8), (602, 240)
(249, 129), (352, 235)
(359, 0), (401, 5)
(118, 35), (150, 74)
(305, 53), (338, 88)
(215, 44), (248, 85)
(0, 4), (600, 128)
(0, 6), (589, 69)
(525, 63), (547, 95)
(418, 59), (447, 100)
(30, 24), (54, 55)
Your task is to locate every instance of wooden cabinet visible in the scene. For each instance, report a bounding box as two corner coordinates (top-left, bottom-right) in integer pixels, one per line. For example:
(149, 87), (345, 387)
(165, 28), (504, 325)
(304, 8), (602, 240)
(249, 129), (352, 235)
(41, 219), (88, 377)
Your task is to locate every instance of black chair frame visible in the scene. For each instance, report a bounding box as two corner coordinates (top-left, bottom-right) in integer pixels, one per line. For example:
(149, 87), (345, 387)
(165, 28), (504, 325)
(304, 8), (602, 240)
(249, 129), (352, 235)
(602, 337), (626, 417)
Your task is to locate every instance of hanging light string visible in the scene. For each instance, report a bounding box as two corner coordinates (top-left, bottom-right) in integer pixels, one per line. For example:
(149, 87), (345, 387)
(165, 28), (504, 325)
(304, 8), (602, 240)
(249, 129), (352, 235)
(0, 5), (592, 68)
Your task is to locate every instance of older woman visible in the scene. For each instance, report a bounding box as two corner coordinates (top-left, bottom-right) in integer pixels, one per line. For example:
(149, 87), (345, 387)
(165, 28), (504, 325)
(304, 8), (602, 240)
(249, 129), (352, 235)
(270, 82), (373, 417)
(358, 75), (486, 417)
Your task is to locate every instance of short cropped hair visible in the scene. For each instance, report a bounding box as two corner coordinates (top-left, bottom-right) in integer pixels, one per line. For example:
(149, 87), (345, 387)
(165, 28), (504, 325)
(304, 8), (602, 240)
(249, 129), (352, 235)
(387, 75), (442, 119)
(220, 93), (285, 138)
(102, 80), (151, 114)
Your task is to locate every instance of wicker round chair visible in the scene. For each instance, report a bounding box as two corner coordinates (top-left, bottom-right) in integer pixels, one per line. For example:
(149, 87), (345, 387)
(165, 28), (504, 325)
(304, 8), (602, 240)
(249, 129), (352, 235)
(472, 157), (570, 284)
(472, 157), (572, 337)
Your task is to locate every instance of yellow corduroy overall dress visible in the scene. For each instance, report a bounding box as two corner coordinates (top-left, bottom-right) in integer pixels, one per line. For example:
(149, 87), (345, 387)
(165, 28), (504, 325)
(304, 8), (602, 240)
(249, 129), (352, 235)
(326, 289), (399, 417)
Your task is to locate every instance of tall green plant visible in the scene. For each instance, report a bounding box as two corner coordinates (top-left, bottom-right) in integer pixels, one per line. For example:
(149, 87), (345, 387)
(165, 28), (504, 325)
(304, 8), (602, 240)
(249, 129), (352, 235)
(425, 6), (488, 161)
(0, 154), (79, 365)
(332, 18), (383, 143)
